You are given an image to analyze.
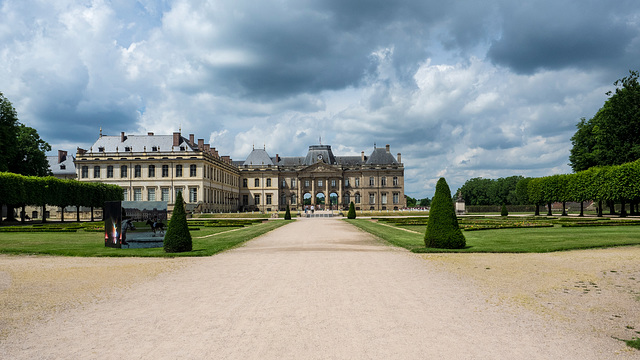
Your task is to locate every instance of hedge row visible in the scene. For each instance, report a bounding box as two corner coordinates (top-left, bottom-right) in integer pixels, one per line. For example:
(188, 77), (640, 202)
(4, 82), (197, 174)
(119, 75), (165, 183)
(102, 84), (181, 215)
(0, 172), (123, 215)
(466, 205), (537, 213)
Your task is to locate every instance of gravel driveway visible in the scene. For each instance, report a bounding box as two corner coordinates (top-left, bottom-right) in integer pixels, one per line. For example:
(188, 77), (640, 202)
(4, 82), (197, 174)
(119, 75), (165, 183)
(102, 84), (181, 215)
(0, 217), (636, 359)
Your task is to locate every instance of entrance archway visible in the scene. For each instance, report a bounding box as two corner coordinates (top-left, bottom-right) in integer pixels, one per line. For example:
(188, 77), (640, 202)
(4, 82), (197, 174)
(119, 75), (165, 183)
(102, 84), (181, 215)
(303, 192), (312, 206)
(316, 192), (325, 210)
(329, 192), (338, 210)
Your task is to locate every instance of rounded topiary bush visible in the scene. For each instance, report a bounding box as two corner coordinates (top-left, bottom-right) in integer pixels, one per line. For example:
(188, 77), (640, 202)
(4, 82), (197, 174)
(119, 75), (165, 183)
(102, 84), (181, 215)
(284, 204), (292, 220)
(424, 177), (466, 249)
(501, 204), (509, 217)
(164, 191), (192, 253)
(347, 201), (356, 219)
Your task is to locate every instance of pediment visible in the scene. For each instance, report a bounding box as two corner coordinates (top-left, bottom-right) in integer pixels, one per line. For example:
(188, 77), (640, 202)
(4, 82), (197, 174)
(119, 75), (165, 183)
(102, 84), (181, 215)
(299, 162), (342, 176)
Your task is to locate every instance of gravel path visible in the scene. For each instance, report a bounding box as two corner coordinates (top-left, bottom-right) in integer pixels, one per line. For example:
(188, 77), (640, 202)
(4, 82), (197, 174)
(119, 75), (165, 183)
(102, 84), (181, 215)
(0, 218), (635, 359)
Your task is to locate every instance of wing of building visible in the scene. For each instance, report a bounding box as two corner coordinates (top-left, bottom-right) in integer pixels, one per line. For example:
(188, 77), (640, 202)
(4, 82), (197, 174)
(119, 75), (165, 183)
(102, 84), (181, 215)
(76, 132), (405, 213)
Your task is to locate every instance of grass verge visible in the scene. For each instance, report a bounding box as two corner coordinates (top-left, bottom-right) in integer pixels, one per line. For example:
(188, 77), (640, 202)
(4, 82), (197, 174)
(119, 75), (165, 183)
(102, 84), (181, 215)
(346, 219), (640, 253)
(0, 220), (289, 257)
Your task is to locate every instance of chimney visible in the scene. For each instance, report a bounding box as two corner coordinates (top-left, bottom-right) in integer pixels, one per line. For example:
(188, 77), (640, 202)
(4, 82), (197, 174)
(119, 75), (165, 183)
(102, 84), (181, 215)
(222, 156), (231, 164)
(58, 150), (67, 164)
(121, 131), (126, 142)
(173, 132), (181, 147)
(385, 144), (390, 153)
(397, 153), (401, 163)
(147, 132), (154, 136)
(198, 139), (204, 150)
(361, 151), (365, 162)
(77, 147), (87, 155)
(204, 144), (210, 153)
(189, 134), (195, 145)
(275, 154), (279, 163)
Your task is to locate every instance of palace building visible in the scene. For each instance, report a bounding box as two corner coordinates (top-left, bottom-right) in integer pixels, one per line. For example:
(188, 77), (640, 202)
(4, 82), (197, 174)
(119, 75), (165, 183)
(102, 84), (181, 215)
(76, 132), (405, 213)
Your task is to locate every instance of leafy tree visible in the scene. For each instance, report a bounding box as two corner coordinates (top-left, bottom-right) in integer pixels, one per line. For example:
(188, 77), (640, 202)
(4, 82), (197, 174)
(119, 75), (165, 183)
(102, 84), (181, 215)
(164, 191), (192, 253)
(458, 176), (523, 206)
(425, 178), (466, 249)
(406, 196), (417, 207)
(569, 70), (640, 171)
(347, 201), (356, 219)
(515, 177), (532, 205)
(418, 198), (431, 207)
(0, 92), (19, 172)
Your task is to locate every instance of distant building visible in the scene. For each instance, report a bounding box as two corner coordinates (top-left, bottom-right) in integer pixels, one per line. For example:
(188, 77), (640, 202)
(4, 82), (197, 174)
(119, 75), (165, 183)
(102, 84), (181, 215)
(76, 131), (405, 213)
(47, 150), (76, 179)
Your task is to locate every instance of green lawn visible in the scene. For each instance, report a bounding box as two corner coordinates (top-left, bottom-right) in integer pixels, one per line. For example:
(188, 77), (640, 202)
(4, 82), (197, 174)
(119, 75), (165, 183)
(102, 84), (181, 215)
(346, 219), (640, 253)
(0, 220), (290, 257)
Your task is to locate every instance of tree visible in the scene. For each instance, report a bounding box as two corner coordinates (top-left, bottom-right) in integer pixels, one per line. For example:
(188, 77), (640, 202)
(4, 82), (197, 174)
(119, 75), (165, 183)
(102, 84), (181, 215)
(569, 70), (640, 171)
(424, 177), (466, 249)
(501, 204), (508, 217)
(406, 196), (417, 207)
(164, 191), (192, 253)
(418, 198), (431, 207)
(284, 204), (292, 220)
(0, 92), (19, 172)
(347, 201), (356, 219)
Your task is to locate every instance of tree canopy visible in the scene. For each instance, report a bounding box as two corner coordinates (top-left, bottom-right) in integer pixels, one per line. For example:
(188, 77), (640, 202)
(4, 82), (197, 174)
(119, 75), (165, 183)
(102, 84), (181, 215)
(457, 176), (524, 206)
(0, 92), (51, 176)
(569, 70), (640, 171)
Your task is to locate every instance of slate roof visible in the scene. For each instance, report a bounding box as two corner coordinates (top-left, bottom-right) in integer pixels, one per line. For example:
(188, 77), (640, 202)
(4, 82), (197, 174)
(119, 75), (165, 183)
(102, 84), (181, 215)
(47, 155), (76, 176)
(243, 148), (274, 166)
(366, 148), (398, 165)
(88, 134), (195, 153)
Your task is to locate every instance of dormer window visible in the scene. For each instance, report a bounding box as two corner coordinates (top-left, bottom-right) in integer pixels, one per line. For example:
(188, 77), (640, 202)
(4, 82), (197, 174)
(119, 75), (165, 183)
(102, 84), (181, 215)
(98, 147), (104, 152)
(180, 146), (185, 151)
(125, 147), (131, 152)
(60, 165), (66, 170)
(152, 146), (158, 151)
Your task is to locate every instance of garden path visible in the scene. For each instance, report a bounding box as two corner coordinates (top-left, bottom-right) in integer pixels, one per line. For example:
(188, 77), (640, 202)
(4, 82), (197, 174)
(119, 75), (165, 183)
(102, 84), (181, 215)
(1, 217), (632, 359)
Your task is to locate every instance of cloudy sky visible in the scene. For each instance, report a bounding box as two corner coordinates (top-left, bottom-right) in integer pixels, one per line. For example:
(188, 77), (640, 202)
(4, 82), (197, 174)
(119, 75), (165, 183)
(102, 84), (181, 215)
(2, 0), (639, 197)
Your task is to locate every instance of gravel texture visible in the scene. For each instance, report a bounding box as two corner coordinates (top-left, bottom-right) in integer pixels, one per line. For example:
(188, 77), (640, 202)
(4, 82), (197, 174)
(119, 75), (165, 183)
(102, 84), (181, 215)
(1, 218), (638, 359)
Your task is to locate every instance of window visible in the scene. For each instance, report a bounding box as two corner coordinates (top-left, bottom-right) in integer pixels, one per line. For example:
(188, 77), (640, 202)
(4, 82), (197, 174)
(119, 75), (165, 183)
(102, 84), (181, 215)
(93, 166), (100, 178)
(148, 165), (155, 177)
(175, 187), (183, 201)
(120, 165), (128, 178)
(304, 180), (310, 187)
(162, 165), (169, 177)
(369, 193), (375, 204)
(243, 178), (248, 187)
(318, 179), (323, 187)
(369, 177), (375, 186)
(267, 178), (271, 187)
(381, 177), (386, 186)
(148, 188), (156, 201)
(190, 164), (197, 177)
(282, 179), (286, 188)
(255, 178), (259, 187)
(331, 179), (336, 187)
(344, 193), (350, 204)
(134, 188), (142, 201)
(381, 193), (387, 204)
(291, 179), (296, 187)
(176, 165), (182, 177)
(134, 165), (141, 178)
(355, 178), (360, 187)
(255, 194), (260, 205)
(60, 165), (66, 170)
(266, 194), (272, 205)
(122, 188), (128, 201)
(161, 188), (169, 202)
(281, 195), (286, 205)
(243, 195), (248, 205)
(291, 194), (296, 204)
(107, 166), (113, 178)
(152, 146), (158, 152)
(393, 176), (398, 186)
(345, 178), (350, 187)
(393, 193), (399, 204)
(355, 193), (361, 204)
(124, 146), (131, 152)
(189, 187), (197, 202)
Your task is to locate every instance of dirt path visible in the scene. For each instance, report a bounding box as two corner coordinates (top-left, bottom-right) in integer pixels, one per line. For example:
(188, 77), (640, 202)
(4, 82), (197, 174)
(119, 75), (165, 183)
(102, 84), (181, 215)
(0, 218), (636, 359)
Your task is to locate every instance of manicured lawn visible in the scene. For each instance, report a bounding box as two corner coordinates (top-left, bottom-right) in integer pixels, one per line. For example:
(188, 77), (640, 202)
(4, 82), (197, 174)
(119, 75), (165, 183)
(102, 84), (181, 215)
(346, 219), (640, 253)
(0, 220), (290, 257)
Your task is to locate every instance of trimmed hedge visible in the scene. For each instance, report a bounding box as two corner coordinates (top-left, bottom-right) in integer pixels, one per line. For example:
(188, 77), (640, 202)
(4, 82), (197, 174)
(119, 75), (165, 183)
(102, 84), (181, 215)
(347, 202), (356, 219)
(424, 178), (466, 249)
(163, 191), (192, 253)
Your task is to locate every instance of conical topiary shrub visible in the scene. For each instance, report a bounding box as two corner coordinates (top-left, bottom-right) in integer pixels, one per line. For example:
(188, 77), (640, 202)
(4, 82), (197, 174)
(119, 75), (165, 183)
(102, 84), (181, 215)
(284, 204), (292, 220)
(501, 204), (509, 217)
(424, 177), (466, 249)
(164, 190), (192, 253)
(347, 201), (356, 219)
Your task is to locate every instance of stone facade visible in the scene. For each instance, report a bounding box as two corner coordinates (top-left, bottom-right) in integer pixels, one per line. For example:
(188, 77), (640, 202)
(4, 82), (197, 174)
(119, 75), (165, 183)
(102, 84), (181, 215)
(76, 132), (406, 213)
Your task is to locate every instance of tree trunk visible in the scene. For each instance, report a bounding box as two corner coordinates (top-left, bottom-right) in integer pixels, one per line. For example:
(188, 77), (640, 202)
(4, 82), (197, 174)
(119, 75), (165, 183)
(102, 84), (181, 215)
(42, 204), (47, 223)
(562, 201), (567, 216)
(579, 202), (584, 217)
(597, 200), (603, 217)
(76, 206), (80, 222)
(608, 200), (616, 215)
(547, 203), (552, 216)
(91, 206), (94, 222)
(6, 205), (17, 221)
(20, 205), (26, 224)
(620, 199), (627, 217)
(534, 204), (540, 216)
(60, 206), (65, 222)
